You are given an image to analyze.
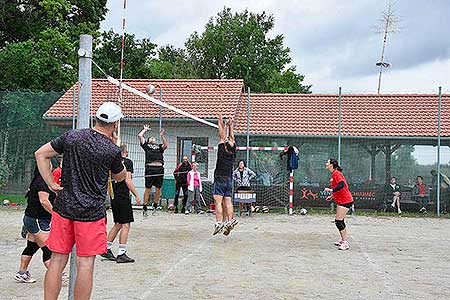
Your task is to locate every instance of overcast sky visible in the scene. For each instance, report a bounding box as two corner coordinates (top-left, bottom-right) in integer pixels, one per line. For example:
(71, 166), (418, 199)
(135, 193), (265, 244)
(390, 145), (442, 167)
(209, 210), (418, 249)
(100, 0), (450, 164)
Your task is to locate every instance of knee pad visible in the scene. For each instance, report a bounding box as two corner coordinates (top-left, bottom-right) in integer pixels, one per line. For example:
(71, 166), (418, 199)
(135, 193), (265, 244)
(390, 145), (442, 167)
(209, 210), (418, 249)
(22, 240), (40, 256)
(335, 219), (346, 231)
(41, 246), (52, 262)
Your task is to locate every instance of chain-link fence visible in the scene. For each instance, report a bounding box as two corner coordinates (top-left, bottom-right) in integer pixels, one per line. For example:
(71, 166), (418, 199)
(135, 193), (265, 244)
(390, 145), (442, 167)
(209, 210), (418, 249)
(1, 86), (448, 215)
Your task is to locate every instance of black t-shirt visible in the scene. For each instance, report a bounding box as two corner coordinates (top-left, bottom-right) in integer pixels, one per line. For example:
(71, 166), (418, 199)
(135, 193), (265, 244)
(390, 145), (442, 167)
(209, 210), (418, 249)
(25, 175), (56, 219)
(141, 142), (165, 165)
(50, 128), (124, 222)
(112, 157), (133, 199)
(174, 162), (191, 185)
(214, 143), (236, 180)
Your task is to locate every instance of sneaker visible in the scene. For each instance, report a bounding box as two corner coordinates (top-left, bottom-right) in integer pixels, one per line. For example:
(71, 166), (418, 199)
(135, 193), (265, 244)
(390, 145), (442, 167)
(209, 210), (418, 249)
(230, 218), (239, 229)
(223, 222), (233, 236)
(197, 210), (205, 214)
(334, 240), (343, 246)
(100, 249), (116, 261)
(116, 253), (135, 263)
(419, 207), (426, 213)
(391, 202), (396, 208)
(338, 241), (350, 251)
(398, 209), (402, 215)
(143, 205), (148, 217)
(184, 209), (191, 215)
(14, 271), (36, 283)
(213, 222), (224, 235)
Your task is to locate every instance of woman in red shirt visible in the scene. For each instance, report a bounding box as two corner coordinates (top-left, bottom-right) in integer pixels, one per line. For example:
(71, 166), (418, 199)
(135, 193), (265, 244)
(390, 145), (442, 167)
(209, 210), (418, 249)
(324, 158), (353, 250)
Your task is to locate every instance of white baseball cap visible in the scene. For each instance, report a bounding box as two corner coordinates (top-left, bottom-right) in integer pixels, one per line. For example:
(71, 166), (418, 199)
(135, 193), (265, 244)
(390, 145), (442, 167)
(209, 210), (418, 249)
(96, 102), (124, 123)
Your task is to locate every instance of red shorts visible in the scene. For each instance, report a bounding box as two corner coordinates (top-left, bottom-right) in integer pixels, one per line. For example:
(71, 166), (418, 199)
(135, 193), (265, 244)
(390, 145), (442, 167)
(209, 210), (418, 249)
(46, 212), (107, 257)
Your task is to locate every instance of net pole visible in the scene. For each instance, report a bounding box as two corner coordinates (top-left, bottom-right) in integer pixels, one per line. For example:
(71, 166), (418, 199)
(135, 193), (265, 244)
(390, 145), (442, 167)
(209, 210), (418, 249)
(117, 0), (127, 145)
(289, 170), (294, 215)
(337, 87), (342, 164)
(437, 86), (442, 217)
(246, 87), (250, 166)
(69, 33), (93, 300)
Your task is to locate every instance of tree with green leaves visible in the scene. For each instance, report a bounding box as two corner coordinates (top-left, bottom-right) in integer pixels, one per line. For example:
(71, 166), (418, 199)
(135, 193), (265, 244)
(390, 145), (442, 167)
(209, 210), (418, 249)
(185, 7), (311, 93)
(0, 0), (108, 91)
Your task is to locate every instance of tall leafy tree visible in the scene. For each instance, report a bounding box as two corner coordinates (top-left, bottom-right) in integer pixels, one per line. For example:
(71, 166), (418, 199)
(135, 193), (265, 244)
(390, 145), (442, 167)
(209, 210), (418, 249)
(185, 7), (311, 93)
(93, 30), (157, 79)
(0, 0), (108, 91)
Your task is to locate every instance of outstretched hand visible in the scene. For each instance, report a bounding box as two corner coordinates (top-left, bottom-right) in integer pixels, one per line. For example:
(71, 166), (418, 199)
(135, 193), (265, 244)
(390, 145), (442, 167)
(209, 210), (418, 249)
(143, 125), (150, 131)
(160, 128), (166, 136)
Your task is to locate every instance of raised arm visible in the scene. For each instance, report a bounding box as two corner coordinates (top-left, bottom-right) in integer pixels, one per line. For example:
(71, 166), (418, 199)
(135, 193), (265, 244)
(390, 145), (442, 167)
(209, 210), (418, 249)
(227, 117), (235, 146)
(160, 128), (168, 150)
(138, 125), (150, 145)
(218, 113), (226, 143)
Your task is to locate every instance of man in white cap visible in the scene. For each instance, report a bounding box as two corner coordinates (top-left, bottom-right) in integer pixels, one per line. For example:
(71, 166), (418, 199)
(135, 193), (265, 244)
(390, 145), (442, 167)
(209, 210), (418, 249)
(35, 102), (126, 300)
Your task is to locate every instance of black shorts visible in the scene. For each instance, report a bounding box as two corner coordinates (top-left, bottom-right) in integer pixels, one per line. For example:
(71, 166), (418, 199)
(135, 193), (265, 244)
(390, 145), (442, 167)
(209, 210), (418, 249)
(338, 202), (354, 209)
(145, 166), (164, 188)
(110, 195), (134, 224)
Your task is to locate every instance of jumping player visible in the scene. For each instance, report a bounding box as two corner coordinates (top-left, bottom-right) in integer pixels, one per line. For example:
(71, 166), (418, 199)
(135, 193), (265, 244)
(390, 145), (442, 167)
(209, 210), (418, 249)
(138, 125), (168, 216)
(101, 144), (142, 263)
(212, 113), (237, 236)
(324, 158), (353, 251)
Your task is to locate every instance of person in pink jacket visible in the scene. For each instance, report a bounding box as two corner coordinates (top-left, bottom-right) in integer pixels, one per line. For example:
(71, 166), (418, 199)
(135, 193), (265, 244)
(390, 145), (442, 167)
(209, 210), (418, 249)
(186, 162), (203, 214)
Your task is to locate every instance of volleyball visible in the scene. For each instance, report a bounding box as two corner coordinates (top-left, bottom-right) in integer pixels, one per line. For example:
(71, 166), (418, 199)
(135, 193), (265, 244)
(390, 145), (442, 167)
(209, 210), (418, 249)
(262, 206), (269, 213)
(168, 204), (175, 211)
(300, 208), (308, 215)
(254, 206), (260, 213)
(2, 199), (10, 206)
(146, 84), (155, 94)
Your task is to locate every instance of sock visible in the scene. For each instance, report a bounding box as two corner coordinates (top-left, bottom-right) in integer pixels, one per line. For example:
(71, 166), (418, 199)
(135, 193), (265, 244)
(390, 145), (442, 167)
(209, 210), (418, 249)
(18, 270), (27, 275)
(107, 241), (113, 250)
(118, 244), (126, 256)
(143, 205), (148, 211)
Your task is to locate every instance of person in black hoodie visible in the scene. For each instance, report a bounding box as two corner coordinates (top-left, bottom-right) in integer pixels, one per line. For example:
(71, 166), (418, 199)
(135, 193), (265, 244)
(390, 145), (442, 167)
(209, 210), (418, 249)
(173, 156), (191, 213)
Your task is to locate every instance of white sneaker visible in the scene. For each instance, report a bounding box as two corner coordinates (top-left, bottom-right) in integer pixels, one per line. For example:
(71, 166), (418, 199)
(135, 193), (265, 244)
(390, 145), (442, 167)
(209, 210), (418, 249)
(213, 222), (224, 235)
(334, 240), (343, 246)
(14, 271), (36, 283)
(338, 241), (350, 250)
(391, 202), (396, 208)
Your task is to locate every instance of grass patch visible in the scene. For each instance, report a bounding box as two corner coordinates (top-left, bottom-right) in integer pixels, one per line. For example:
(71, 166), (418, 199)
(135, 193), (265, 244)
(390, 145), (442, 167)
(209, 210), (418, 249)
(0, 194), (27, 205)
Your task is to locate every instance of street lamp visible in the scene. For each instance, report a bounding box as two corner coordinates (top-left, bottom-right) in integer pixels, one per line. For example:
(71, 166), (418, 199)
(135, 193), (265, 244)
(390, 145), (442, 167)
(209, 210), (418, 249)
(146, 84), (163, 133)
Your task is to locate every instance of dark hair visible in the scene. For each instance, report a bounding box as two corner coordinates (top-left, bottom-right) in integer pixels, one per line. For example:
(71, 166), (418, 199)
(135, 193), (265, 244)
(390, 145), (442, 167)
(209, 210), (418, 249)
(391, 176), (397, 180)
(328, 158), (342, 172)
(224, 142), (236, 154)
(238, 160), (246, 167)
(95, 117), (109, 127)
(417, 176), (423, 180)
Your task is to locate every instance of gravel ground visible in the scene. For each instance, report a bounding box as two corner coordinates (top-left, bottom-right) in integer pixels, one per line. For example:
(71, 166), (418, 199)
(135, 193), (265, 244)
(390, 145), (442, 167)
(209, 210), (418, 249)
(1, 208), (449, 300)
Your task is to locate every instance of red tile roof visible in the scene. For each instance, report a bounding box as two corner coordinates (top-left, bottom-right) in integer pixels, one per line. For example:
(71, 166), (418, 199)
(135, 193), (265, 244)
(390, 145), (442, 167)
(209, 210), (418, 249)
(44, 79), (244, 121)
(233, 93), (450, 137)
(45, 81), (450, 138)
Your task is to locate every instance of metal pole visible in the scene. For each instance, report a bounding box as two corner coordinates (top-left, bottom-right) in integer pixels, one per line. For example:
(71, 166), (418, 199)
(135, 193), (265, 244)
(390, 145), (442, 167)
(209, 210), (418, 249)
(337, 87), (342, 164)
(246, 87), (250, 166)
(159, 87), (163, 134)
(69, 34), (93, 300)
(437, 86), (442, 217)
(289, 170), (294, 215)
